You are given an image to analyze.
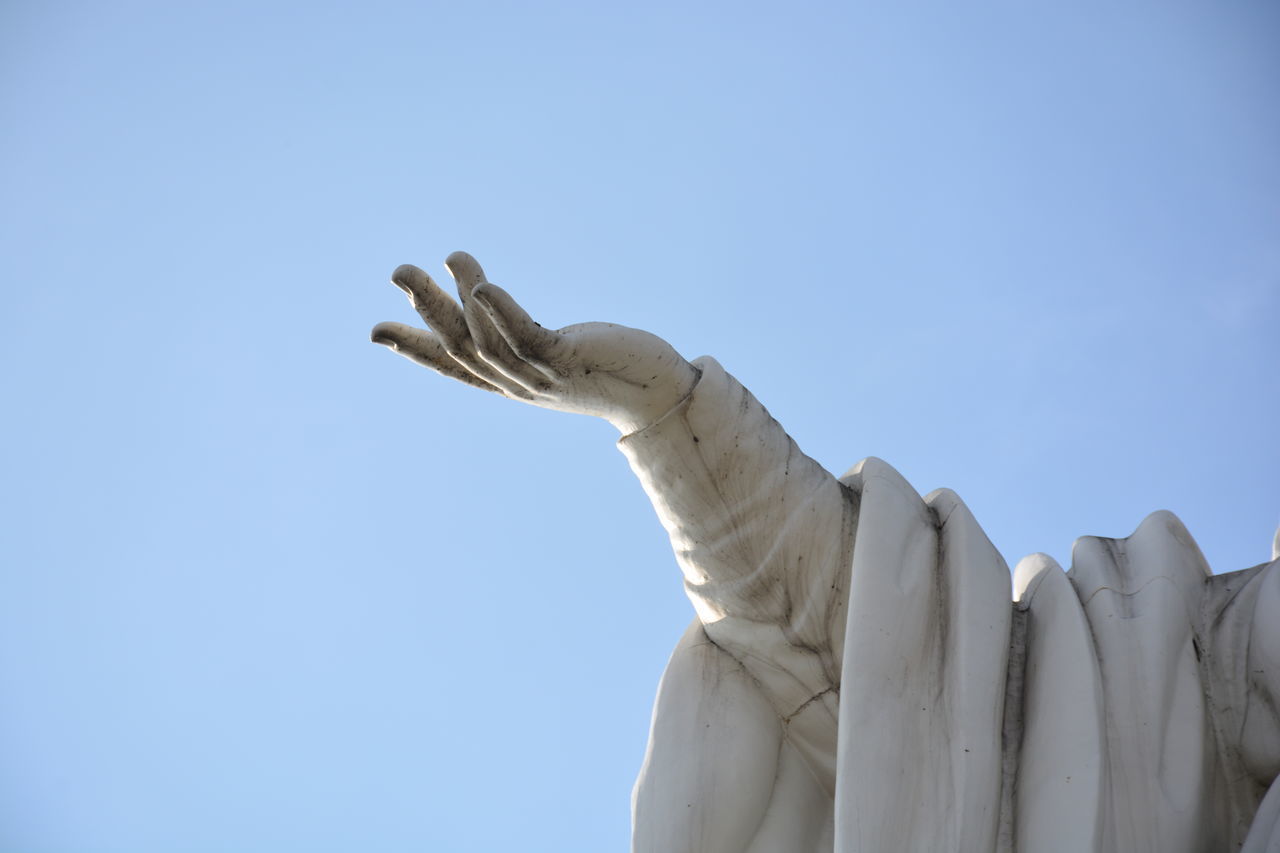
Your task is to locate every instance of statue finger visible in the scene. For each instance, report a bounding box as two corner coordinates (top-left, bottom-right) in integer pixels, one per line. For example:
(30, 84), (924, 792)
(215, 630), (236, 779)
(370, 322), (530, 398)
(444, 251), (552, 391)
(442, 250), (506, 356)
(443, 250), (488, 303)
(388, 260), (536, 395)
(390, 264), (469, 345)
(471, 282), (562, 379)
(391, 263), (503, 384)
(461, 295), (554, 392)
(441, 250), (509, 355)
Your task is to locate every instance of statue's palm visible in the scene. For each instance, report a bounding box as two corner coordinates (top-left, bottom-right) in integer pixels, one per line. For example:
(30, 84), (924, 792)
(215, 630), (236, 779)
(372, 252), (696, 434)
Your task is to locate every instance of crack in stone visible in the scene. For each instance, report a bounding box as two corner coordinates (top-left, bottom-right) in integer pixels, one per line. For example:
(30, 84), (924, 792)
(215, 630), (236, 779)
(784, 686), (837, 724)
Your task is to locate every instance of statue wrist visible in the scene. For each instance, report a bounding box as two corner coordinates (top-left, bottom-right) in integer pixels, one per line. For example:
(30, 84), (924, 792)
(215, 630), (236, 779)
(611, 360), (701, 436)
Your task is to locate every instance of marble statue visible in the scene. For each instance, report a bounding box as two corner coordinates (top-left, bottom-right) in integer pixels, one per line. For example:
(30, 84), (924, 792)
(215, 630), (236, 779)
(372, 252), (1280, 853)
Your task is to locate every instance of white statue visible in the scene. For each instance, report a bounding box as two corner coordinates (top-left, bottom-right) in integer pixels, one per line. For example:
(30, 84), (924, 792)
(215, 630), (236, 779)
(372, 253), (1280, 853)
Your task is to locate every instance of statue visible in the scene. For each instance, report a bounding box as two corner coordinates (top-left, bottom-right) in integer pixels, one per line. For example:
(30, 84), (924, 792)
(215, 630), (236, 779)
(372, 253), (1280, 853)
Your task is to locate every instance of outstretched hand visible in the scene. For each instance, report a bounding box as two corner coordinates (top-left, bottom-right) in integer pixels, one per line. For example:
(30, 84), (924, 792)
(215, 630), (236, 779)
(371, 252), (698, 434)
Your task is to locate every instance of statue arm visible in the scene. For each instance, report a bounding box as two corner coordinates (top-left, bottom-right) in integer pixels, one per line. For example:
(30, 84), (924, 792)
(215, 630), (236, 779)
(371, 252), (853, 645)
(617, 356), (853, 643)
(372, 253), (854, 761)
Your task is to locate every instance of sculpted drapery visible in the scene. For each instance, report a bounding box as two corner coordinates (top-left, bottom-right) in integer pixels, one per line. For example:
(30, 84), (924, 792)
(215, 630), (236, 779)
(373, 254), (1280, 852)
(625, 355), (1280, 853)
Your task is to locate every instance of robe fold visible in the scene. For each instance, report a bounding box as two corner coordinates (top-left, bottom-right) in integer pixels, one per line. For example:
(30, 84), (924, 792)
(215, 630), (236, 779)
(622, 357), (1278, 853)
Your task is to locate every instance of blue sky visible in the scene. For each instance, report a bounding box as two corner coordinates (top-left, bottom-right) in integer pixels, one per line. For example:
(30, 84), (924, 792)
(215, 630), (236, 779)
(2, 1), (1277, 850)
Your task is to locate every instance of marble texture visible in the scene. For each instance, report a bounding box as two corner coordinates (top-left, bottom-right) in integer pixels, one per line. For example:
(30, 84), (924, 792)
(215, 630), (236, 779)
(373, 253), (1279, 853)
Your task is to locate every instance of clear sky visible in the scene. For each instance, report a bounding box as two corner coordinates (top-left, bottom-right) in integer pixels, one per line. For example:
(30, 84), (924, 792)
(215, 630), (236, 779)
(2, 1), (1277, 850)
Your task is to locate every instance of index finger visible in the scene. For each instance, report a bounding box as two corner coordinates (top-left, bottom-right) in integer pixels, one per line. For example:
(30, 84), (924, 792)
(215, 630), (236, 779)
(391, 264), (469, 345)
(444, 251), (488, 303)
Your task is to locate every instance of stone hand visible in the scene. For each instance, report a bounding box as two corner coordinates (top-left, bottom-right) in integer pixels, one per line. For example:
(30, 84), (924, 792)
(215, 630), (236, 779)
(371, 252), (698, 434)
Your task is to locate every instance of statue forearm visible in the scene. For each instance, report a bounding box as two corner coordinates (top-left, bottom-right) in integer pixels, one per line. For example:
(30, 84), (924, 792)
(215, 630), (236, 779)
(618, 356), (854, 667)
(371, 252), (853, 661)
(372, 253), (853, 786)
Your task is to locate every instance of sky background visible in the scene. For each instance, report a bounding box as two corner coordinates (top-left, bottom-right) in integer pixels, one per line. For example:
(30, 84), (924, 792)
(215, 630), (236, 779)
(2, 1), (1277, 850)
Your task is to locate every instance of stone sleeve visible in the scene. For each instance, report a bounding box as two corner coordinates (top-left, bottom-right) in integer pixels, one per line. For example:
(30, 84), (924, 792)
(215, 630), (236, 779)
(616, 355), (855, 660)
